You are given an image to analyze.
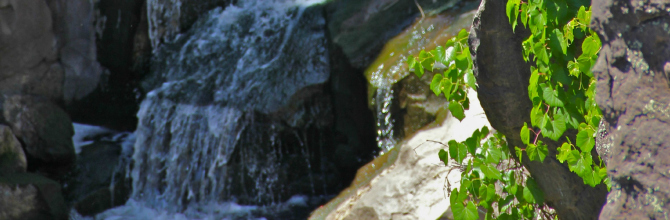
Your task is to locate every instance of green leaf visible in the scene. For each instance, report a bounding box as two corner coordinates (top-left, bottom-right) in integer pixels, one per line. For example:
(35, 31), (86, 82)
(568, 60), (580, 77)
(541, 108), (567, 141)
(576, 129), (595, 153)
(550, 28), (568, 55)
(485, 143), (502, 164)
(533, 41), (550, 65)
(481, 163), (502, 180)
(577, 6), (588, 24)
(457, 29), (469, 41)
(557, 142), (572, 163)
(449, 101), (466, 121)
(582, 167), (602, 187)
(520, 3), (529, 28)
(568, 150), (587, 174)
(445, 46), (456, 66)
(521, 122), (530, 145)
(523, 178), (545, 204)
(438, 149), (449, 166)
(430, 74), (444, 96)
(433, 46), (447, 65)
(540, 83), (565, 107)
(453, 201), (480, 220)
(506, 0), (521, 32)
(465, 137), (478, 155)
(527, 141), (548, 162)
(515, 146), (524, 163)
(440, 77), (453, 100)
(465, 69), (477, 89)
(530, 105), (544, 127)
(450, 188), (460, 205)
(480, 126), (489, 137)
(582, 35), (602, 57)
(449, 140), (467, 164)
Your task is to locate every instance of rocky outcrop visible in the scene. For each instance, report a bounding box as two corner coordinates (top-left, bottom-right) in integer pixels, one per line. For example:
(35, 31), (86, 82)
(326, 0), (467, 69)
(0, 0), (64, 101)
(468, 0), (608, 219)
(590, 0), (670, 218)
(310, 92), (489, 220)
(0, 172), (68, 220)
(67, 141), (131, 216)
(0, 95), (75, 168)
(0, 125), (27, 174)
(146, 0), (235, 50)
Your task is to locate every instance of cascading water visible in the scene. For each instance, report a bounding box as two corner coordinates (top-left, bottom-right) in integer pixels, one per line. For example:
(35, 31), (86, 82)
(88, 0), (334, 219)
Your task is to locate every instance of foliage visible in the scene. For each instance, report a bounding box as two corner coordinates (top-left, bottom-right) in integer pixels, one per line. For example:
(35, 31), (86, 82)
(506, 0), (609, 189)
(408, 30), (555, 220)
(407, 0), (609, 217)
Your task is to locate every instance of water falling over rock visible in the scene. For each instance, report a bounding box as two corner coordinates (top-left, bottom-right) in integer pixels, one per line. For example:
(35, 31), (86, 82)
(130, 0), (334, 216)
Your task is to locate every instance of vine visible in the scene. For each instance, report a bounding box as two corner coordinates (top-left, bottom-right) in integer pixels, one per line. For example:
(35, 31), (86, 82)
(409, 30), (553, 220)
(506, 0), (609, 188)
(407, 0), (608, 218)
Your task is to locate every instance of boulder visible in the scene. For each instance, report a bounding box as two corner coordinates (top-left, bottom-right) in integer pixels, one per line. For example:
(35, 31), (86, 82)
(0, 95), (75, 167)
(468, 0), (608, 218)
(0, 125), (27, 174)
(0, 0), (64, 102)
(325, 0), (469, 69)
(310, 92), (489, 220)
(146, 0), (235, 50)
(589, 0), (670, 218)
(0, 172), (68, 220)
(65, 141), (131, 216)
(47, 0), (104, 104)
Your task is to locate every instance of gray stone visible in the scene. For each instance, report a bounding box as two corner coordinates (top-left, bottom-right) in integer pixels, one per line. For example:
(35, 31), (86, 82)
(0, 172), (68, 220)
(468, 0), (608, 218)
(47, 0), (104, 104)
(1, 95), (75, 166)
(590, 0), (670, 218)
(0, 0), (64, 101)
(326, 0), (462, 69)
(0, 125), (26, 174)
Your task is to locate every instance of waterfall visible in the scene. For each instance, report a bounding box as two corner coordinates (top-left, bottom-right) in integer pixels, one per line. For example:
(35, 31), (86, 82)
(124, 0), (330, 217)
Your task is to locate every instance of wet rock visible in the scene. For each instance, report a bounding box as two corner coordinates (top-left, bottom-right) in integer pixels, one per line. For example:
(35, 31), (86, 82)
(468, 0), (607, 218)
(65, 141), (131, 216)
(0, 0), (64, 101)
(326, 0), (469, 69)
(146, 0), (236, 50)
(590, 0), (670, 218)
(311, 92), (489, 220)
(0, 172), (68, 220)
(0, 95), (75, 167)
(0, 125), (27, 174)
(132, 2), (345, 207)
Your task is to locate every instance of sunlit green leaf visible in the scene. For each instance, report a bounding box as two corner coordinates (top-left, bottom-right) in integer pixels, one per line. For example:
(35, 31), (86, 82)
(521, 122), (530, 145)
(465, 69), (477, 89)
(557, 142), (572, 163)
(527, 141), (548, 162)
(438, 149), (449, 166)
(481, 163), (502, 180)
(550, 28), (568, 55)
(453, 201), (480, 220)
(540, 83), (565, 107)
(506, 0), (521, 32)
(576, 129), (595, 153)
(430, 74), (443, 96)
(449, 101), (466, 121)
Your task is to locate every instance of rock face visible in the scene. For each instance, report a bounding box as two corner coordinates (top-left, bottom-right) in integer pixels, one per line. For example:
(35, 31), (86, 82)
(326, 0), (464, 69)
(0, 172), (68, 220)
(0, 0), (63, 101)
(0, 95), (75, 168)
(468, 0), (608, 219)
(310, 92), (489, 220)
(589, 0), (670, 218)
(0, 125), (27, 174)
(130, 1), (360, 210)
